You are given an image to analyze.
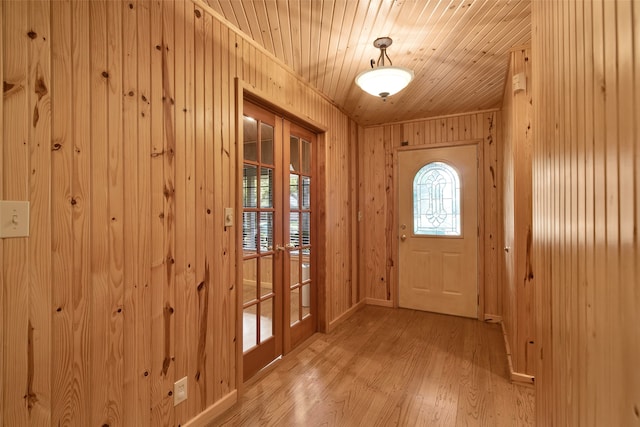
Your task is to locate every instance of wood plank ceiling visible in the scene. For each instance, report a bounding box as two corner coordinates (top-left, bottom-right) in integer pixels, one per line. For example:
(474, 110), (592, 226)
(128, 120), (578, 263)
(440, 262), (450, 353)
(204, 0), (531, 125)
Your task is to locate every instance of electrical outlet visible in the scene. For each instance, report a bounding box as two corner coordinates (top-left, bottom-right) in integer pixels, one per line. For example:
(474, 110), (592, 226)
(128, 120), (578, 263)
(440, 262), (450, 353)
(174, 377), (187, 406)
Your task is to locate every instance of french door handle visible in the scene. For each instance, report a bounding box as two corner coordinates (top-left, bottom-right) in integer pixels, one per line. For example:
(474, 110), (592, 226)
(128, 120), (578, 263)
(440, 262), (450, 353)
(275, 245), (286, 252)
(285, 243), (296, 249)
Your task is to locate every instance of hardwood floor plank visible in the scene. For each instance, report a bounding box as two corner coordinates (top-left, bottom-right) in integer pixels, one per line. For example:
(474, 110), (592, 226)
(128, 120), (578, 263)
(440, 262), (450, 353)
(213, 306), (535, 426)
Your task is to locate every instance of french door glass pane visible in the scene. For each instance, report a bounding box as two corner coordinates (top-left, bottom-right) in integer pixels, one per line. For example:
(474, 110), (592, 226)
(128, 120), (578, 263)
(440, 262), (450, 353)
(260, 298), (274, 343)
(260, 255), (273, 297)
(242, 212), (257, 251)
(301, 176), (311, 209)
(243, 258), (257, 304)
(261, 123), (274, 165)
(243, 116), (258, 162)
(260, 167), (274, 208)
(302, 139), (311, 173)
(243, 305), (258, 352)
(290, 250), (300, 287)
(301, 283), (311, 319)
(290, 287), (300, 326)
(301, 212), (311, 246)
(301, 249), (311, 281)
(289, 174), (299, 209)
(290, 136), (300, 171)
(243, 165), (258, 208)
(289, 212), (299, 247)
(258, 212), (273, 252)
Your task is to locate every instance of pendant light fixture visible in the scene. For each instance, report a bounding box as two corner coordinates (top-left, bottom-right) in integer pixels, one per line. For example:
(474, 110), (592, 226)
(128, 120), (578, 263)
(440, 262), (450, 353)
(355, 37), (414, 101)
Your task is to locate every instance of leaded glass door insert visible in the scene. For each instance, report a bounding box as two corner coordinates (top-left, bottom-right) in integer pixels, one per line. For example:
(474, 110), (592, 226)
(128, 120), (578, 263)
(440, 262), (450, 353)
(413, 162), (461, 236)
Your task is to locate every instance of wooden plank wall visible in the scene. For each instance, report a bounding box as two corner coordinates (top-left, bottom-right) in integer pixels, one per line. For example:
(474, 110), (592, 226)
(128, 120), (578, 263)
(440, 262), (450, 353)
(360, 111), (501, 318)
(0, 0), (361, 426)
(532, 1), (640, 425)
(499, 47), (535, 378)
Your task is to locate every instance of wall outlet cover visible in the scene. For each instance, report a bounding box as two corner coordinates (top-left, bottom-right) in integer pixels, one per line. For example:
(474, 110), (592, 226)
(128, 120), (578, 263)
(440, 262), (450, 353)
(174, 377), (187, 406)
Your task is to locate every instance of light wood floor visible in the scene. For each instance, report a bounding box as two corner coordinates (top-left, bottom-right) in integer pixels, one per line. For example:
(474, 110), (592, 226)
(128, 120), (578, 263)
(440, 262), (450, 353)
(213, 306), (535, 426)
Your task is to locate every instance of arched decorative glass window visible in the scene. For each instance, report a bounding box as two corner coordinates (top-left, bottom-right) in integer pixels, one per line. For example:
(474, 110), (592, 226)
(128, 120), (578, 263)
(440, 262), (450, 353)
(413, 161), (461, 236)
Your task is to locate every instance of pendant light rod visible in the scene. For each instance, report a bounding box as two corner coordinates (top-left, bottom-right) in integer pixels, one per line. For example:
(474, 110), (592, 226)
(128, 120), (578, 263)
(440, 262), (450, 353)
(373, 37), (393, 67)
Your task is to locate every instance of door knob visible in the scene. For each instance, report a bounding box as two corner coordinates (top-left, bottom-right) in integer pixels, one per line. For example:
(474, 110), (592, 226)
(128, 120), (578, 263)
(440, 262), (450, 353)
(275, 245), (285, 252)
(400, 234), (407, 241)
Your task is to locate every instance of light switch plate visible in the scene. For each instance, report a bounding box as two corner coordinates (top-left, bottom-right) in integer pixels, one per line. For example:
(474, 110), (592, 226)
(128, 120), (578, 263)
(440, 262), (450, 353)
(174, 376), (187, 406)
(0, 201), (30, 238)
(224, 207), (234, 227)
(512, 72), (526, 93)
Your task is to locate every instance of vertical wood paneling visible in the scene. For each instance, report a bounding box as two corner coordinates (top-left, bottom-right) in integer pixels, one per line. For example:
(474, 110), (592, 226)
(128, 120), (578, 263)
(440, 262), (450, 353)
(88, 1), (109, 424)
(500, 48), (535, 377)
(349, 119), (359, 307)
(483, 111), (499, 317)
(50, 0), (74, 423)
(149, 0), (167, 423)
(192, 2), (207, 415)
(202, 9), (216, 410)
(533, 0), (640, 425)
(384, 124), (401, 302)
(210, 17), (225, 403)
(122, 0), (140, 424)
(3, 1), (30, 424)
(107, 1), (125, 422)
(27, 0), (52, 423)
(220, 24), (233, 397)
(161, 0), (176, 423)
(173, 0), (188, 423)
(626, 1), (640, 423)
(0, 0), (4, 418)
(359, 111), (500, 316)
(361, 126), (387, 302)
(2, 0), (362, 425)
(72, 0), (92, 422)
(136, 0), (152, 423)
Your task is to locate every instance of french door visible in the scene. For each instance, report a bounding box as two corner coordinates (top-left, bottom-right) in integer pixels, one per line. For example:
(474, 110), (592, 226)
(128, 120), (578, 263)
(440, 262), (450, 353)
(241, 101), (316, 381)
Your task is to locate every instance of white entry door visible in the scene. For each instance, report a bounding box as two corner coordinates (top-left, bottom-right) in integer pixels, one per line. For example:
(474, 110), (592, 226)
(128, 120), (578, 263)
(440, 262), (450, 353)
(398, 144), (478, 318)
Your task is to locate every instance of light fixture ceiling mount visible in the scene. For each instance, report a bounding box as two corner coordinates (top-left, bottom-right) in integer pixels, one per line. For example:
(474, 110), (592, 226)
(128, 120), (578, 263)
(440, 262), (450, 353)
(355, 37), (414, 101)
